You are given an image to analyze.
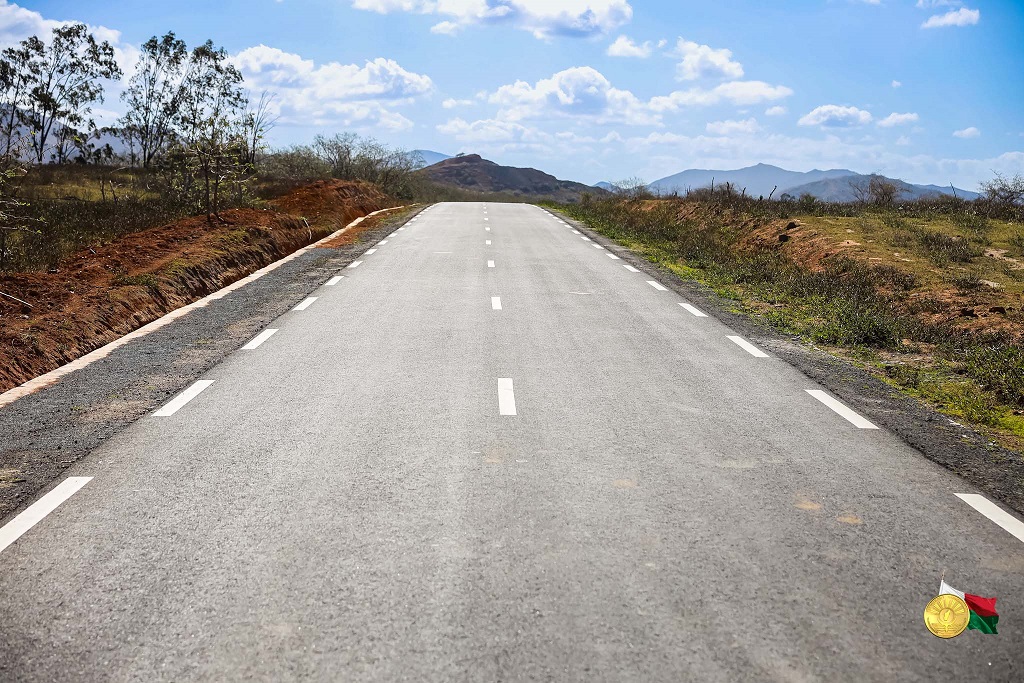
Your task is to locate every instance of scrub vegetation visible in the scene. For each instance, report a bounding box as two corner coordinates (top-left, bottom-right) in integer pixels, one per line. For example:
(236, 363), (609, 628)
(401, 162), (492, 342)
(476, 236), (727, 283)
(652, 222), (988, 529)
(552, 177), (1024, 449)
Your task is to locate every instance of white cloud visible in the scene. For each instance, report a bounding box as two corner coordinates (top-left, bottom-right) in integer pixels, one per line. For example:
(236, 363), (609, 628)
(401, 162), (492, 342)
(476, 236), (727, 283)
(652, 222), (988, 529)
(891, 80), (902, 88)
(650, 81), (793, 111)
(607, 35), (652, 57)
(488, 66), (656, 125)
(0, 0), (138, 78)
(953, 126), (980, 138)
(232, 45), (432, 129)
(706, 118), (760, 136)
(350, 0), (633, 39)
(877, 112), (919, 127)
(430, 20), (461, 35)
(442, 97), (475, 108)
(896, 136), (911, 146)
(916, 1), (962, 7)
(922, 7), (980, 28)
(765, 105), (787, 116)
(671, 38), (744, 81)
(798, 105), (873, 127)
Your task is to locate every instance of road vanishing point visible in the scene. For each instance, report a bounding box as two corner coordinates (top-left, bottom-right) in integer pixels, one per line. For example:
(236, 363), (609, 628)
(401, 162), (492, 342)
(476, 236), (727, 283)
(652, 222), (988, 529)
(2, 203), (1023, 681)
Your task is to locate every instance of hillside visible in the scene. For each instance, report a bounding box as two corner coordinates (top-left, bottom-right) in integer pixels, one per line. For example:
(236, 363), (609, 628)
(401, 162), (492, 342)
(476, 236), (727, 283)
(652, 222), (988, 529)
(412, 150), (452, 169)
(649, 163), (977, 201)
(780, 174), (979, 202)
(416, 154), (603, 202)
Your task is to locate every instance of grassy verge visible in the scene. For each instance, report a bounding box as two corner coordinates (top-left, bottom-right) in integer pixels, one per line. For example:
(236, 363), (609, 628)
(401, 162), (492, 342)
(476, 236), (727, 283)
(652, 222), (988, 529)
(551, 196), (1024, 452)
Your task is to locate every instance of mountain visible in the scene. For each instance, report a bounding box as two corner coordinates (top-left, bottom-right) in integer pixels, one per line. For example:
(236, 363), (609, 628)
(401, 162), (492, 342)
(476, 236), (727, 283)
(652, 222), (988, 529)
(780, 175), (979, 202)
(411, 150), (452, 169)
(594, 181), (616, 191)
(649, 163), (978, 202)
(416, 154), (604, 202)
(649, 163), (856, 198)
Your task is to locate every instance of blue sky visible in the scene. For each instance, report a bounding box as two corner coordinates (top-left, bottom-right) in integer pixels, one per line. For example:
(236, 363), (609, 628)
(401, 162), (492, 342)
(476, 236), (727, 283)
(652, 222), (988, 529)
(4, 0), (1023, 188)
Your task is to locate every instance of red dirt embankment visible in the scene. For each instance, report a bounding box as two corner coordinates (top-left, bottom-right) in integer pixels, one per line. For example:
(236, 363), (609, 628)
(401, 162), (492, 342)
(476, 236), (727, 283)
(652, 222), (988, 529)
(0, 180), (391, 393)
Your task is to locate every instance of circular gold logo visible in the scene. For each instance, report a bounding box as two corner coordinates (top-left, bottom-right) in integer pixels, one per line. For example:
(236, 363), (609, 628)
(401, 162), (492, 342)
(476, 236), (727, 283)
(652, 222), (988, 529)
(924, 594), (970, 638)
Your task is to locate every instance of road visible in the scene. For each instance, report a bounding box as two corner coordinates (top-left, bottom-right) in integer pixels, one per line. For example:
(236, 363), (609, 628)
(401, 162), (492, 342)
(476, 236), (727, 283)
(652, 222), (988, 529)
(1, 202), (1023, 681)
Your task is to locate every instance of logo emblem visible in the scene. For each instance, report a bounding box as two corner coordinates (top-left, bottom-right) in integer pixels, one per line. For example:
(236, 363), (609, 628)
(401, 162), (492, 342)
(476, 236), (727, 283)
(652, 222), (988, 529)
(924, 593), (971, 638)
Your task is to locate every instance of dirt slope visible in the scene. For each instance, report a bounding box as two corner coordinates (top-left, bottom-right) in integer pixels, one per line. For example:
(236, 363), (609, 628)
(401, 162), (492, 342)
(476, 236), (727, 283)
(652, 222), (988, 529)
(0, 180), (391, 393)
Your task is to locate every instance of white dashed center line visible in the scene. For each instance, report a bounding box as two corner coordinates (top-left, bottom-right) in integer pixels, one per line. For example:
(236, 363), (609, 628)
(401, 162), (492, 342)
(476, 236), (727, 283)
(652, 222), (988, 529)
(606, 253), (620, 260)
(365, 248), (377, 255)
(488, 260), (495, 268)
(679, 303), (707, 317)
(485, 227), (491, 231)
(955, 494), (1024, 544)
(646, 280), (667, 291)
(347, 261), (362, 269)
(727, 335), (769, 358)
(293, 296), (318, 310)
(805, 390), (878, 429)
(0, 477), (92, 555)
(624, 265), (640, 273)
(572, 230), (580, 234)
(593, 244), (604, 249)
(492, 297), (502, 310)
(378, 240), (388, 245)
(242, 329), (278, 350)
(498, 378), (517, 416)
(325, 276), (344, 286)
(486, 240), (491, 245)
(155, 379), (214, 417)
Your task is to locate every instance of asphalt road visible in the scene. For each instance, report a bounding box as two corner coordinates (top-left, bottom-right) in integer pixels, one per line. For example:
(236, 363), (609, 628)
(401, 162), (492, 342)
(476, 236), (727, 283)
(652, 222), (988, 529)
(2, 202), (1023, 681)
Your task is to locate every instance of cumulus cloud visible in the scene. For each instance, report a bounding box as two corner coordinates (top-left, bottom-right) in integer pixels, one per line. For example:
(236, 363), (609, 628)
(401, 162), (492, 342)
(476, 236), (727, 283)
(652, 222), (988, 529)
(442, 97), (475, 108)
(607, 35), (652, 57)
(953, 126), (980, 138)
(650, 81), (793, 111)
(798, 105), (873, 127)
(351, 0), (633, 39)
(488, 66), (656, 125)
(765, 105), (787, 116)
(0, 0), (138, 77)
(891, 80), (902, 88)
(922, 7), (980, 28)
(232, 45), (432, 129)
(877, 112), (919, 127)
(671, 38), (743, 81)
(705, 118), (760, 136)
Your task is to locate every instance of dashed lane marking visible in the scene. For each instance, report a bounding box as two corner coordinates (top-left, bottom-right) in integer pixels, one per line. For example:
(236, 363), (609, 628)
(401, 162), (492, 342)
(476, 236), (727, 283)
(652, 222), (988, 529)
(0, 477), (93, 555)
(955, 494), (1024, 544)
(679, 303), (707, 317)
(727, 335), (769, 358)
(293, 297), (318, 311)
(155, 380), (214, 417)
(646, 280), (667, 291)
(242, 329), (278, 350)
(805, 390), (879, 429)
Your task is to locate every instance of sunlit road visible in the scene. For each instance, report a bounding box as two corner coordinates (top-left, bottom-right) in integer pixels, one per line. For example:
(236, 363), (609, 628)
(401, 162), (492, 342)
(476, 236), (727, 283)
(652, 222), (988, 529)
(1, 202), (1022, 681)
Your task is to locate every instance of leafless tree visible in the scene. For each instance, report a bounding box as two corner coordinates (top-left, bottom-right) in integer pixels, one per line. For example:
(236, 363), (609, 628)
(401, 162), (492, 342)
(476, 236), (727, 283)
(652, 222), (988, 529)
(117, 32), (188, 167)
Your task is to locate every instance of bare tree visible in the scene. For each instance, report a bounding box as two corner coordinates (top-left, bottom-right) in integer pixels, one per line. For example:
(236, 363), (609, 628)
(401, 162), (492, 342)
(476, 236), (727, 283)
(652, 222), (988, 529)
(0, 46), (34, 162)
(868, 176), (903, 205)
(241, 91), (277, 167)
(980, 173), (1024, 206)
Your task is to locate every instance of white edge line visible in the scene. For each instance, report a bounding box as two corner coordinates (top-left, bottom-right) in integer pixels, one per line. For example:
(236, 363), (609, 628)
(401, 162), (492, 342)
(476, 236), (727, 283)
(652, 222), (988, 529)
(646, 280), (667, 291)
(242, 328), (278, 350)
(325, 276), (343, 286)
(154, 379), (214, 417)
(0, 477), (92, 555)
(485, 240), (492, 245)
(593, 244), (604, 249)
(347, 261), (362, 269)
(365, 248), (377, 255)
(805, 390), (878, 429)
(0, 205), (408, 409)
(624, 265), (640, 273)
(293, 296), (318, 311)
(606, 253), (620, 259)
(491, 297), (502, 310)
(679, 303), (707, 317)
(498, 378), (517, 416)
(727, 335), (769, 358)
(955, 494), (1024, 544)
(487, 260), (495, 268)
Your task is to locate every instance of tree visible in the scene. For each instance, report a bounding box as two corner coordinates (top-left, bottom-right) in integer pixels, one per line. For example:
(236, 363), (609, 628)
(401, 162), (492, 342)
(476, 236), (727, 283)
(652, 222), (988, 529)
(980, 173), (1024, 206)
(0, 46), (34, 162)
(167, 40), (246, 220)
(117, 32), (188, 168)
(240, 91), (276, 167)
(17, 24), (122, 164)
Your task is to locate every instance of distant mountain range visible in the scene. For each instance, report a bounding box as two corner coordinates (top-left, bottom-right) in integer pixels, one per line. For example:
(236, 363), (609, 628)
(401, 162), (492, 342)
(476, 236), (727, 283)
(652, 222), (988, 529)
(411, 150), (452, 169)
(417, 154), (603, 202)
(642, 163), (978, 201)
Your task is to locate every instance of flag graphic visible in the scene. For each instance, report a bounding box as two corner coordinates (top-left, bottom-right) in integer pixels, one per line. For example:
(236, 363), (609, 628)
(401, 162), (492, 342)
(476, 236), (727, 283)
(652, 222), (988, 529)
(939, 580), (999, 634)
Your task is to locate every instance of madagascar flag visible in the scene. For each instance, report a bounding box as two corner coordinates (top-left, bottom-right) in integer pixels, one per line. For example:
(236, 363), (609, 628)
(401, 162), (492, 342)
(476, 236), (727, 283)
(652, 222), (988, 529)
(940, 581), (999, 634)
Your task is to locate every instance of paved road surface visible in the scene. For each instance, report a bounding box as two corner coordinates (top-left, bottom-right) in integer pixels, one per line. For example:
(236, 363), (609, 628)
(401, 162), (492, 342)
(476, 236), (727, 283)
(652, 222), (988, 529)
(2, 203), (1023, 681)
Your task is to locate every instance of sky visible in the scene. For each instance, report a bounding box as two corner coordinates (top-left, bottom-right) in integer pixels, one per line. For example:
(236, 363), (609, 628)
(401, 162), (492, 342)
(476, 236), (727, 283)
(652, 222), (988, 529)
(3, 0), (1023, 189)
